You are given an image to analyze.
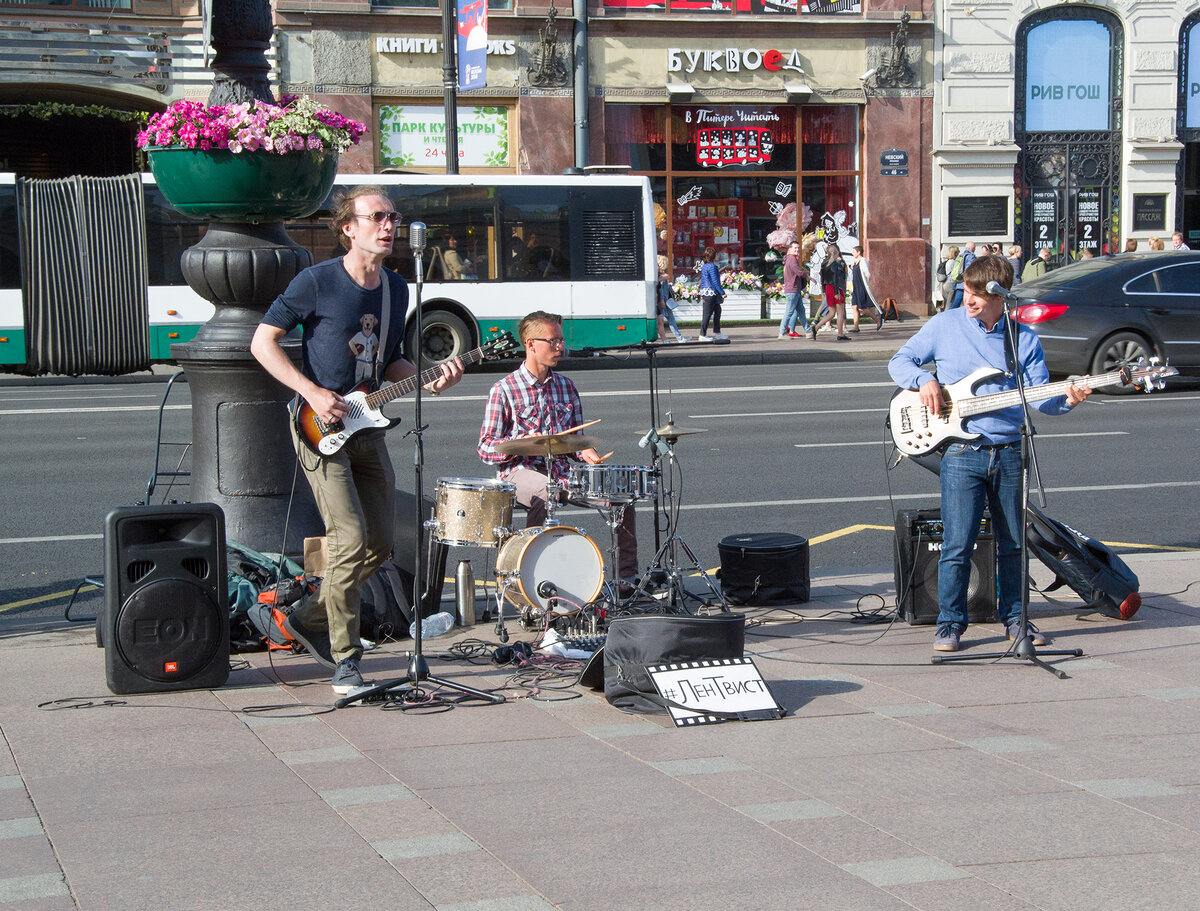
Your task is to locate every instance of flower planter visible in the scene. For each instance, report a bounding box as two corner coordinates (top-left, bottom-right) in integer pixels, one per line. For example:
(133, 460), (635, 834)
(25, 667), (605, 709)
(146, 147), (338, 221)
(674, 289), (764, 323)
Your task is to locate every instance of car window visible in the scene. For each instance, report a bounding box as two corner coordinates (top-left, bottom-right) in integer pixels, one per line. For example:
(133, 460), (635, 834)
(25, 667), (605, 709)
(1151, 263), (1200, 295)
(1125, 271), (1160, 294)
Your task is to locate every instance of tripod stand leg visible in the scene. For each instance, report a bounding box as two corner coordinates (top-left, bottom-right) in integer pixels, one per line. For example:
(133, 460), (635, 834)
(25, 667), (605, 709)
(675, 536), (728, 611)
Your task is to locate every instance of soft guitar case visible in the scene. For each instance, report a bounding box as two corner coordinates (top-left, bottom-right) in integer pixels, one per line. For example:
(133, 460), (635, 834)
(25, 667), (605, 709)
(1025, 504), (1141, 620)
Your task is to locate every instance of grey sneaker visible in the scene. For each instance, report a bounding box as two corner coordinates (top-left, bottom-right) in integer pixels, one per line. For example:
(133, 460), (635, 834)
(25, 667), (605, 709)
(282, 614), (336, 669)
(331, 657), (364, 694)
(933, 623), (961, 652)
(1006, 620), (1048, 646)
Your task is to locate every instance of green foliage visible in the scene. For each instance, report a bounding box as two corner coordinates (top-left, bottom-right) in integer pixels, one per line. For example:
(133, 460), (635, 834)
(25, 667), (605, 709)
(0, 102), (149, 125)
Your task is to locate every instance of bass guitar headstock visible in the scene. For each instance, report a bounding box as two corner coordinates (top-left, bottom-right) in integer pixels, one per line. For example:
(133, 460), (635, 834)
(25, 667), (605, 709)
(1122, 357), (1178, 393)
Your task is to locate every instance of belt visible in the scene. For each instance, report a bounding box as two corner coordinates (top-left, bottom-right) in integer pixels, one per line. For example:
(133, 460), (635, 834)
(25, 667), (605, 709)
(977, 440), (1019, 450)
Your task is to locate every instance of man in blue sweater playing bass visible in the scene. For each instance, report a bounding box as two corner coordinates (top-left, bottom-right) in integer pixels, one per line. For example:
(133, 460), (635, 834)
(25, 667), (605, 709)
(888, 254), (1091, 652)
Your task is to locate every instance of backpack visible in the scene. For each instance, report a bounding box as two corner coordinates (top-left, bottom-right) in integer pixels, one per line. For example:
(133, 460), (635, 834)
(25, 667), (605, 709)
(1026, 505), (1141, 620)
(360, 559), (415, 641)
(948, 255), (965, 282)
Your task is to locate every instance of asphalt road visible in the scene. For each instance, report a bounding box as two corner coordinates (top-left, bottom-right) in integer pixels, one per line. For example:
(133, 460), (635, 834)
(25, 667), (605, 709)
(3, 360), (1198, 628)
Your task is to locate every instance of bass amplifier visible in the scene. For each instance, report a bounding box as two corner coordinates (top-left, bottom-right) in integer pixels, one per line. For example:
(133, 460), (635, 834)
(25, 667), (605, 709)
(894, 508), (997, 625)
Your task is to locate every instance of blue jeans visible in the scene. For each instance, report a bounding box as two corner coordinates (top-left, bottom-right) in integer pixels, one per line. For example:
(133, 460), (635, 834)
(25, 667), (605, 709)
(937, 442), (1023, 629)
(950, 288), (964, 309)
(779, 292), (808, 334)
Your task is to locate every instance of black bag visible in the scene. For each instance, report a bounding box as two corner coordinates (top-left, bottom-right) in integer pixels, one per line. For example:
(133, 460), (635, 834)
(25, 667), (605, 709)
(360, 559), (415, 641)
(602, 613), (745, 714)
(1026, 505), (1141, 620)
(718, 533), (810, 605)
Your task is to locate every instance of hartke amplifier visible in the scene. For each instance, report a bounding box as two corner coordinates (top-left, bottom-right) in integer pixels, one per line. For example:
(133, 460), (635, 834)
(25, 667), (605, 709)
(894, 508), (997, 625)
(103, 503), (229, 695)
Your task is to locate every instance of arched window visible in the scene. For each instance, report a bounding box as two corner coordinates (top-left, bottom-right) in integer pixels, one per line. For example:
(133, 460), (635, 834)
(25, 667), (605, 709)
(1015, 7), (1123, 260)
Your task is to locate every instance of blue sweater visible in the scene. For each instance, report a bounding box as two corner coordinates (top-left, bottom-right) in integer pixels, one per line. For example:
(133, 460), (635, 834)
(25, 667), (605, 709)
(888, 307), (1070, 445)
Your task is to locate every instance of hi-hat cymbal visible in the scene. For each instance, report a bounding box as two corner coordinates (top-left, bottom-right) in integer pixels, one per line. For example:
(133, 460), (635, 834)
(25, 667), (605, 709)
(652, 422), (708, 442)
(495, 432), (603, 456)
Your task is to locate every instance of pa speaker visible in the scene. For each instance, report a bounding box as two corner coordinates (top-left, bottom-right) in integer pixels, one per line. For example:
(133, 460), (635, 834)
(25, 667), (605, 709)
(894, 508), (997, 625)
(103, 503), (229, 695)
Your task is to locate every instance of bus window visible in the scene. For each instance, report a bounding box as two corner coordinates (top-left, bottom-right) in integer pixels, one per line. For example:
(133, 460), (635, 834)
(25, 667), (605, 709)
(144, 187), (204, 286)
(387, 185), (497, 283)
(499, 186), (570, 281)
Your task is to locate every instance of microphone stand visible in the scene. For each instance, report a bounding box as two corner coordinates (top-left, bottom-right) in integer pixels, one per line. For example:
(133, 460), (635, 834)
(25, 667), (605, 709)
(337, 222), (504, 708)
(932, 291), (1082, 677)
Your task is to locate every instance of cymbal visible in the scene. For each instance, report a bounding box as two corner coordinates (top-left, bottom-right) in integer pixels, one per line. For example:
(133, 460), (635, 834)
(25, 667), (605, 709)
(652, 422), (708, 442)
(495, 432), (603, 456)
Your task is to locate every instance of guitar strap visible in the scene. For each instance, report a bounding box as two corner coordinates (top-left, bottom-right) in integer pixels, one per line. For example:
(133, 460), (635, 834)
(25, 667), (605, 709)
(374, 272), (391, 390)
(1002, 315), (1018, 382)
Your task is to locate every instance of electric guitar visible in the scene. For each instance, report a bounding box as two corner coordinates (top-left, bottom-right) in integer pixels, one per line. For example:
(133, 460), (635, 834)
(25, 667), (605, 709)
(295, 331), (518, 457)
(889, 361), (1177, 457)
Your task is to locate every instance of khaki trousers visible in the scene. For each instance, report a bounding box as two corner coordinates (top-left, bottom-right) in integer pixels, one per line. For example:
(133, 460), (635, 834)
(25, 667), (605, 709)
(292, 426), (395, 662)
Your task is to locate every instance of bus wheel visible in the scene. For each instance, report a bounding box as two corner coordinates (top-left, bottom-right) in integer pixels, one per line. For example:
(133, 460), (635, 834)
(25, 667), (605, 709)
(411, 310), (472, 365)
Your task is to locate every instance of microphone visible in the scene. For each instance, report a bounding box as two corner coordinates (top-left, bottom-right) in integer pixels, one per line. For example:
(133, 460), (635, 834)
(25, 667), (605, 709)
(985, 280), (1019, 302)
(566, 347), (602, 358)
(638, 428), (657, 450)
(537, 580), (558, 599)
(408, 221), (427, 255)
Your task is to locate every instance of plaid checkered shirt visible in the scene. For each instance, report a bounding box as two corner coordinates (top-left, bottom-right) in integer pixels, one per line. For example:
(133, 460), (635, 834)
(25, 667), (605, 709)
(478, 364), (585, 483)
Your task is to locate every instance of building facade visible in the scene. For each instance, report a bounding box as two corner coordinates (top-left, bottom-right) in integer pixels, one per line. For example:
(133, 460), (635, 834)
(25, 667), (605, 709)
(935, 0), (1200, 285)
(273, 0), (934, 309)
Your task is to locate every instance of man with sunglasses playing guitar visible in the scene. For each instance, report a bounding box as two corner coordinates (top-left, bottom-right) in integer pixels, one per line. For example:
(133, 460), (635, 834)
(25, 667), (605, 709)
(888, 254), (1091, 654)
(251, 186), (464, 694)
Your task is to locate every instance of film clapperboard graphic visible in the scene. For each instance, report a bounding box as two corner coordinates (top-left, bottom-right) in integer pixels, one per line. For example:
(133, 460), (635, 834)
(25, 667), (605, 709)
(647, 657), (783, 727)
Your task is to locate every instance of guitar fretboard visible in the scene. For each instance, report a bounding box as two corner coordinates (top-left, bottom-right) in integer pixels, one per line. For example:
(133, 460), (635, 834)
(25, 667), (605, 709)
(955, 368), (1129, 417)
(362, 347), (488, 410)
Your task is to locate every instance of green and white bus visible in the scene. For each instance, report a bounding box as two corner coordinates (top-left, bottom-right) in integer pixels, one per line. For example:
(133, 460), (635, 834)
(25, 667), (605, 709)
(0, 171), (657, 373)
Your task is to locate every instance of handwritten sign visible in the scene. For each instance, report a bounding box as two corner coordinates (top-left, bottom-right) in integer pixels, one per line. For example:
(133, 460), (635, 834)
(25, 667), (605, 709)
(647, 657), (782, 727)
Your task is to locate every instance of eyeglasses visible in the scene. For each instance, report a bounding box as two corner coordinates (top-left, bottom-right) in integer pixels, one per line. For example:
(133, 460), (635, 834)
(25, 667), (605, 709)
(354, 211), (399, 225)
(529, 337), (565, 348)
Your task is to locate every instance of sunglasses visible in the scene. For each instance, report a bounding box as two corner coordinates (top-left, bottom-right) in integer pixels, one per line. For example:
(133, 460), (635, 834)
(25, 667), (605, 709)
(354, 211), (399, 225)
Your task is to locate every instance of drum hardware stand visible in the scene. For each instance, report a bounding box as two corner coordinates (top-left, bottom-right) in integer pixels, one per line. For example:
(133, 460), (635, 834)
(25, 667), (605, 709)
(338, 223), (504, 709)
(629, 425), (727, 612)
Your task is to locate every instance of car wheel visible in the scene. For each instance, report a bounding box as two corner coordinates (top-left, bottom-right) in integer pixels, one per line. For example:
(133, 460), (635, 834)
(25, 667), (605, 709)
(408, 310), (473, 366)
(1089, 331), (1153, 395)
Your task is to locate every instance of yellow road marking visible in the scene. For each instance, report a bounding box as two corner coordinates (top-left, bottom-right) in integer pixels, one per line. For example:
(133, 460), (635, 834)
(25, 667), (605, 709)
(0, 585), (99, 613)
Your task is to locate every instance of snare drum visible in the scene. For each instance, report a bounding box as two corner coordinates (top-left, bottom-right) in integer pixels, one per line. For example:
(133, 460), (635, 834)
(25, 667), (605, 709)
(567, 464), (658, 507)
(494, 526), (604, 614)
(432, 477), (515, 547)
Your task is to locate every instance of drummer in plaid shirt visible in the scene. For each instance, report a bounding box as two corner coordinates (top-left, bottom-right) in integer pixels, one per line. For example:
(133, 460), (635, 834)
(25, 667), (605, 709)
(478, 310), (639, 582)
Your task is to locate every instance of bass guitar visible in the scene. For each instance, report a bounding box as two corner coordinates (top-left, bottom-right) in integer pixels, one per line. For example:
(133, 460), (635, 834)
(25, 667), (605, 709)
(889, 361), (1177, 456)
(295, 331), (518, 457)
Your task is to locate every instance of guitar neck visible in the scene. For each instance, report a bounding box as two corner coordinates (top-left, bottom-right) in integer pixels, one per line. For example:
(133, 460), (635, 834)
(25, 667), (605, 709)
(956, 369), (1126, 417)
(363, 347), (485, 409)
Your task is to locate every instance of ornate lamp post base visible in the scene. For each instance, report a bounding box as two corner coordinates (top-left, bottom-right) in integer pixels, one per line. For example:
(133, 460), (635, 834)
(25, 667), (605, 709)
(170, 221), (322, 552)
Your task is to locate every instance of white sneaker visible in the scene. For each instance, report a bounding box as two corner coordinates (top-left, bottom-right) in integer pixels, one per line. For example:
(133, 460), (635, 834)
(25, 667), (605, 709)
(713, 333), (729, 341)
(696, 335), (713, 342)
(776, 333), (788, 340)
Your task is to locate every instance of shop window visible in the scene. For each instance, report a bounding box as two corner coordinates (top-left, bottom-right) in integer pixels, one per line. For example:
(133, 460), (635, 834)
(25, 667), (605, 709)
(800, 106), (858, 171)
(667, 176), (794, 280)
(605, 105), (668, 171)
(670, 105), (797, 172)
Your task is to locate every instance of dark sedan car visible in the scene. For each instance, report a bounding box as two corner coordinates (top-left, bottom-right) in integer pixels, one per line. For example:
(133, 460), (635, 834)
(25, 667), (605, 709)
(1011, 251), (1200, 387)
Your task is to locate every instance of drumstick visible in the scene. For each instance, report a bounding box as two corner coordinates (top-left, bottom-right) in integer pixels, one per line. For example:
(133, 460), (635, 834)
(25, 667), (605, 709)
(561, 418), (601, 435)
(596, 451), (614, 463)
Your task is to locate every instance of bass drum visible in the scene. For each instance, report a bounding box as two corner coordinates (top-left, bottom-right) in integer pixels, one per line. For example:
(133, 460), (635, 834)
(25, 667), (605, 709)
(494, 526), (604, 615)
